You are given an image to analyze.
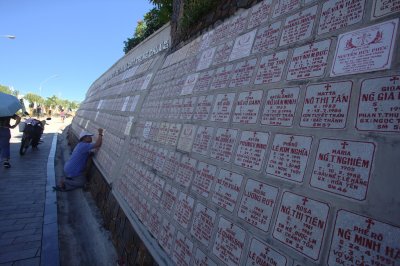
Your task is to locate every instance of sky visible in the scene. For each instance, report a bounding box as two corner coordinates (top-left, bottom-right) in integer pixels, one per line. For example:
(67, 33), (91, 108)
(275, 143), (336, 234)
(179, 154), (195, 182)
(0, 0), (154, 102)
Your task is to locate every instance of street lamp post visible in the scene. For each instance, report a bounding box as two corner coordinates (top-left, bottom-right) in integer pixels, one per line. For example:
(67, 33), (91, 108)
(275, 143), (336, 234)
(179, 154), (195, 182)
(39, 74), (59, 97)
(1, 35), (16, 39)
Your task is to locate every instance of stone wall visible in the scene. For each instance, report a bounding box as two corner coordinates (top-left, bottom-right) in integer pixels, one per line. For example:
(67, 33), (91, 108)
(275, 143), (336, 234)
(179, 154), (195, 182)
(72, 1), (400, 265)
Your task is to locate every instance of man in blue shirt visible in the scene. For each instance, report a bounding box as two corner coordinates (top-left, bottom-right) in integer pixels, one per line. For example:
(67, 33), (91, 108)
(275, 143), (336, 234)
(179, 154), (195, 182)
(54, 128), (103, 191)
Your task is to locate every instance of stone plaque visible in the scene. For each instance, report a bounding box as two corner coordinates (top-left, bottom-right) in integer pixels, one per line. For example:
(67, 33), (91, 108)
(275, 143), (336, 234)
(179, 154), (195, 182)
(157, 122), (169, 144)
(356, 75), (400, 132)
(210, 128), (238, 163)
(229, 10), (249, 38)
(177, 124), (197, 152)
(273, 0), (300, 18)
(254, 51), (288, 85)
(310, 139), (375, 200)
(173, 192), (195, 229)
(199, 30), (214, 51)
(210, 93), (236, 123)
(229, 58), (258, 88)
(261, 87), (300, 126)
(287, 39), (331, 80)
(143, 121), (152, 139)
(301, 81), (352, 129)
(150, 176), (165, 205)
(213, 217), (246, 265)
(328, 209), (400, 266)
(210, 64), (234, 90)
(229, 30), (257, 61)
(193, 70), (215, 94)
(267, 134), (312, 182)
(197, 47), (216, 71)
(233, 90), (263, 124)
(148, 207), (162, 239)
(192, 126), (214, 156)
(279, 5), (317, 46)
(163, 151), (181, 179)
(161, 184), (178, 214)
(192, 161), (218, 198)
(247, 237), (287, 266)
(121, 96), (129, 111)
(238, 179), (278, 232)
(372, 0), (400, 19)
(175, 155), (197, 188)
(331, 19), (399, 76)
(158, 219), (175, 254)
(154, 148), (168, 172)
(212, 169), (243, 212)
(273, 192), (329, 260)
(190, 203), (216, 246)
(166, 123), (181, 146)
(181, 73), (199, 96)
(180, 96), (197, 120)
(248, 0), (273, 29)
(193, 95), (214, 121)
(213, 21), (231, 46)
(234, 131), (269, 171)
(141, 73), (153, 91)
(194, 248), (217, 266)
(130, 95), (140, 112)
(213, 41), (234, 66)
(252, 21), (282, 54)
(173, 231), (193, 266)
(318, 0), (366, 35)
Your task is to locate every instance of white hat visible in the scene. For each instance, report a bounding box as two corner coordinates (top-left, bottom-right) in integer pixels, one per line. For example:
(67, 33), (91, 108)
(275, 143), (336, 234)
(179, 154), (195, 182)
(79, 131), (94, 140)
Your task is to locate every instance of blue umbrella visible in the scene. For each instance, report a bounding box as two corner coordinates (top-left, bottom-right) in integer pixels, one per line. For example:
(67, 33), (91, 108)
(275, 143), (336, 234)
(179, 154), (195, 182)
(0, 92), (22, 117)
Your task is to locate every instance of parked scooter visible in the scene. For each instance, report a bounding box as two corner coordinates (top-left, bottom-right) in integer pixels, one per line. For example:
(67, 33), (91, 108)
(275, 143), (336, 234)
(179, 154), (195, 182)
(19, 115), (51, 155)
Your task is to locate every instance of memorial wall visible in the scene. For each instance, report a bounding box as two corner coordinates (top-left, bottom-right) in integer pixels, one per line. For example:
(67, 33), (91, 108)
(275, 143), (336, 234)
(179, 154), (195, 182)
(72, 1), (400, 265)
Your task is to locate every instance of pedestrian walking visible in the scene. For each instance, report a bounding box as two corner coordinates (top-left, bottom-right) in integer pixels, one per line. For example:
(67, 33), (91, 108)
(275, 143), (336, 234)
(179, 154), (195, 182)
(0, 114), (21, 168)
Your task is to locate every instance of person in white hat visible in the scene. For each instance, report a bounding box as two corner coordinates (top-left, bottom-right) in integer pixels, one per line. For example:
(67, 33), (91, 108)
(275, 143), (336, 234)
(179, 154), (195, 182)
(53, 128), (103, 191)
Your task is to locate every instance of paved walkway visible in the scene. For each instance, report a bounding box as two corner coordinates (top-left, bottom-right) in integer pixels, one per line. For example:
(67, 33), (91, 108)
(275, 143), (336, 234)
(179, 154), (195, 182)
(0, 117), (69, 266)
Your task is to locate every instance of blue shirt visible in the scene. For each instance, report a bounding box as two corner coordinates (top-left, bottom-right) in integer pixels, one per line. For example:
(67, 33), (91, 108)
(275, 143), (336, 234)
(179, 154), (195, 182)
(64, 142), (94, 177)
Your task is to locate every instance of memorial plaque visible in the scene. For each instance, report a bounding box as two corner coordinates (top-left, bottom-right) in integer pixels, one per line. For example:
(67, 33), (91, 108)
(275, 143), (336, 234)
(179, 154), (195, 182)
(200, 30), (214, 51)
(229, 58), (257, 88)
(318, 0), (365, 35)
(356, 75), (400, 132)
(190, 203), (216, 246)
(301, 81), (352, 129)
(141, 73), (153, 91)
(266, 134), (312, 182)
(159, 219), (175, 255)
(143, 121), (152, 139)
(279, 5), (317, 46)
(173, 192), (195, 229)
(273, 0), (300, 18)
(121, 96), (129, 111)
(148, 207), (162, 237)
(238, 179), (278, 232)
(148, 122), (160, 141)
(166, 123), (181, 146)
(234, 131), (269, 171)
(213, 41), (234, 66)
(310, 139), (375, 200)
(213, 217), (246, 266)
(187, 37), (201, 57)
(192, 161), (218, 198)
(194, 248), (217, 266)
(150, 176), (165, 205)
(180, 96), (197, 120)
(181, 73), (199, 96)
(154, 148), (168, 172)
(331, 19), (399, 76)
(328, 209), (400, 266)
(248, 0), (273, 29)
(193, 95), (214, 121)
(213, 21), (231, 46)
(175, 155), (197, 188)
(169, 98), (183, 120)
(157, 122), (170, 144)
(210, 93), (236, 122)
(193, 70), (215, 94)
(273, 192), (329, 260)
(229, 10), (249, 38)
(287, 39), (331, 80)
(173, 231), (193, 266)
(192, 126), (214, 156)
(229, 30), (257, 62)
(254, 51), (288, 85)
(212, 169), (243, 212)
(252, 21), (282, 54)
(161, 184), (178, 214)
(197, 47), (216, 71)
(247, 237), (287, 266)
(129, 95), (140, 112)
(372, 0), (400, 19)
(210, 128), (238, 163)
(261, 87), (300, 126)
(177, 124), (197, 152)
(233, 90), (263, 124)
(210, 64), (234, 90)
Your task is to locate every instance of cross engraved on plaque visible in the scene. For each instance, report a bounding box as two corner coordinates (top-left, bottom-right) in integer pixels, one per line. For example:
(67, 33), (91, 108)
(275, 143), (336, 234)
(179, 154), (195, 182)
(310, 139), (375, 200)
(193, 95), (214, 121)
(213, 41), (234, 66)
(232, 90), (263, 124)
(273, 0), (300, 18)
(252, 21), (282, 54)
(190, 203), (216, 246)
(210, 93), (236, 123)
(212, 169), (243, 212)
(234, 131), (269, 171)
(229, 58), (258, 88)
(247, 237), (287, 265)
(192, 126), (214, 156)
(210, 128), (238, 163)
(248, 0), (273, 29)
(210, 65), (234, 90)
(191, 161), (217, 198)
(173, 231), (193, 266)
(328, 210), (400, 265)
(273, 192), (329, 260)
(173, 192), (195, 229)
(175, 155), (197, 188)
(254, 51), (288, 84)
(194, 248), (217, 266)
(158, 219), (175, 254)
(161, 184), (178, 214)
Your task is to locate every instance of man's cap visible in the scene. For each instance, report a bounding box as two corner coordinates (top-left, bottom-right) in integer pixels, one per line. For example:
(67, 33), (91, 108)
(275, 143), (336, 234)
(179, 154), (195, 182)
(79, 131), (94, 140)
